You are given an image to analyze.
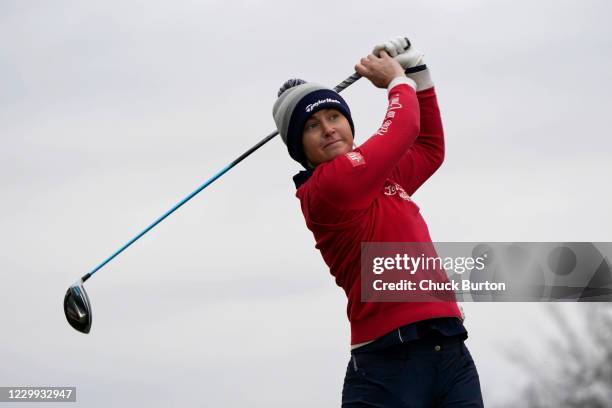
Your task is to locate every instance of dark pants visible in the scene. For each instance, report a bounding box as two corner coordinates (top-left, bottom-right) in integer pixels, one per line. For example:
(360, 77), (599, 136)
(342, 335), (484, 407)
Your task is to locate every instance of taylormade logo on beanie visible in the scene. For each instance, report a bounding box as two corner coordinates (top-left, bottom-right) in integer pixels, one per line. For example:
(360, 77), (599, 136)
(305, 98), (341, 113)
(272, 80), (354, 168)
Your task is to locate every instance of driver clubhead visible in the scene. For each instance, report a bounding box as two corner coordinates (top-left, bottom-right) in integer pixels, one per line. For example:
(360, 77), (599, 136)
(64, 281), (92, 334)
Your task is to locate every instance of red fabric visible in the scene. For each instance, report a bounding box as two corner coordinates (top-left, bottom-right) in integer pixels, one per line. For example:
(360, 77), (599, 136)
(295, 84), (462, 345)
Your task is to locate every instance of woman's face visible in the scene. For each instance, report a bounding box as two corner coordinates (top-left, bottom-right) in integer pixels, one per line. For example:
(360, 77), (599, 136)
(302, 108), (354, 167)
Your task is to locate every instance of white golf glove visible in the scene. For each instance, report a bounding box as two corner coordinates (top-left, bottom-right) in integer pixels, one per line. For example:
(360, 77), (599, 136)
(372, 36), (432, 91)
(372, 36), (425, 70)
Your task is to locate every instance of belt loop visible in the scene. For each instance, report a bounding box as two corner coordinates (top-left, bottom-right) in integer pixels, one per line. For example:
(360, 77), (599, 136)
(352, 355), (358, 371)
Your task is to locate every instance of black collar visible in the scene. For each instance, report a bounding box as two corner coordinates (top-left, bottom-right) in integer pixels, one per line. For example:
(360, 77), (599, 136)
(293, 169), (314, 189)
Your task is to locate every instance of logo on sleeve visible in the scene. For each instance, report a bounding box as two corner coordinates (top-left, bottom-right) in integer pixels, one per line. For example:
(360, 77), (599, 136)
(384, 180), (412, 201)
(345, 151), (366, 167)
(388, 95), (403, 111)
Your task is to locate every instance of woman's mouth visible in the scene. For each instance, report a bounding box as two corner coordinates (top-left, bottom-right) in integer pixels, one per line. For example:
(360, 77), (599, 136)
(323, 140), (342, 149)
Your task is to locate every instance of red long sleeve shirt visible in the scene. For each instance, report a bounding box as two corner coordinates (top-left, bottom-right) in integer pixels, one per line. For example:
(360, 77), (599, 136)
(295, 83), (462, 345)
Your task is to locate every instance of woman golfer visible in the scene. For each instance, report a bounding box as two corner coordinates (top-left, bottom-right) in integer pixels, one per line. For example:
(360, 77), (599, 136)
(273, 37), (484, 407)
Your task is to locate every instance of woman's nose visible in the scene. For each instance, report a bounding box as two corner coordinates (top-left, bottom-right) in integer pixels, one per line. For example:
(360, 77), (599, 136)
(321, 121), (335, 137)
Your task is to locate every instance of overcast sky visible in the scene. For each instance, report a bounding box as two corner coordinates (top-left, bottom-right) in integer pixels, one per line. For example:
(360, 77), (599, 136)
(1, 0), (611, 406)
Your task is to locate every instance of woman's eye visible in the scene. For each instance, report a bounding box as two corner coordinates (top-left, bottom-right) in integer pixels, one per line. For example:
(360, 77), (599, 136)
(306, 122), (318, 130)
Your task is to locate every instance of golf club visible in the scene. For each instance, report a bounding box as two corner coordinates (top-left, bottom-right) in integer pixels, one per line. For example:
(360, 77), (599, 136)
(63, 71), (366, 334)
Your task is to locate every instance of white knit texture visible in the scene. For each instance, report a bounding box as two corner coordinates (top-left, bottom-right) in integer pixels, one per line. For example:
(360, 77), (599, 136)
(387, 76), (417, 94)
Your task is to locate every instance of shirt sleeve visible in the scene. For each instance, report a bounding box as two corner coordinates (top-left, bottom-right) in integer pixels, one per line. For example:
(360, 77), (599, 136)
(390, 86), (445, 196)
(307, 83), (421, 210)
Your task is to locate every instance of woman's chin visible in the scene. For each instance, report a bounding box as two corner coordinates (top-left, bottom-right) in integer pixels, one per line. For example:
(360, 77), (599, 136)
(326, 143), (350, 157)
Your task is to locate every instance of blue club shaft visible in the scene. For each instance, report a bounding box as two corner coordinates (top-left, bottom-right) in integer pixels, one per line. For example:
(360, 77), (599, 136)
(84, 160), (235, 281)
